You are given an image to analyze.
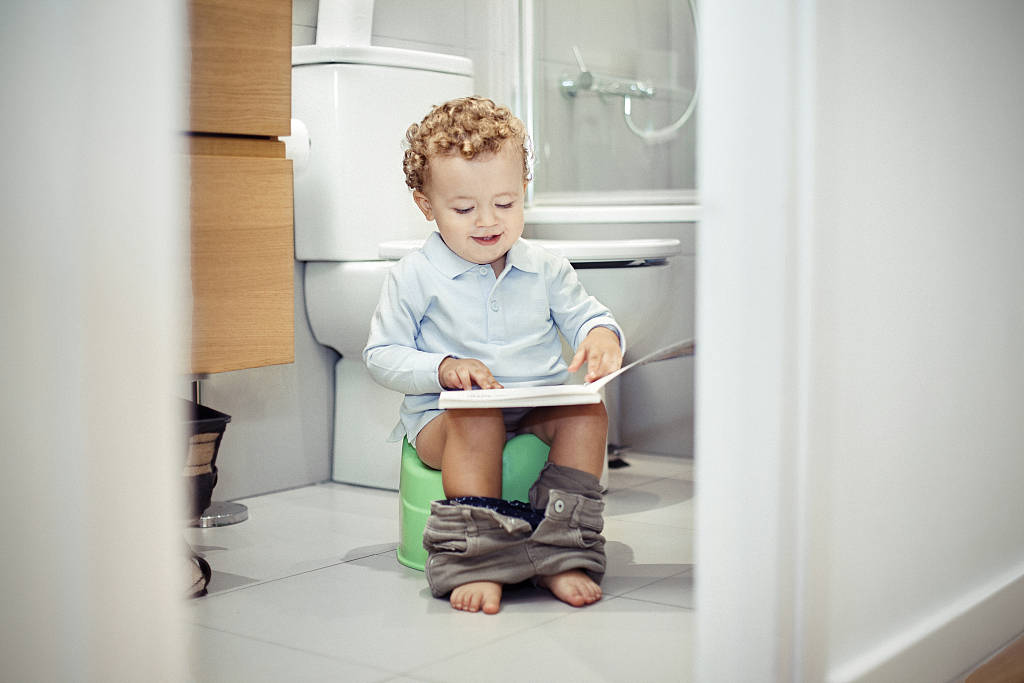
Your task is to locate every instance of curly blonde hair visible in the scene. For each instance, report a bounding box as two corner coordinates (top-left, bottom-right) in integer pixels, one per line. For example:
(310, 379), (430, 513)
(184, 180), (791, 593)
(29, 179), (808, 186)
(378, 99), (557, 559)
(403, 96), (532, 192)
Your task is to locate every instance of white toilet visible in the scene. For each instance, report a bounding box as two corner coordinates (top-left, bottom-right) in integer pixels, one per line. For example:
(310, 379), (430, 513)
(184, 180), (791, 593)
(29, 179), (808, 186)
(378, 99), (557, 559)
(289, 13), (681, 490)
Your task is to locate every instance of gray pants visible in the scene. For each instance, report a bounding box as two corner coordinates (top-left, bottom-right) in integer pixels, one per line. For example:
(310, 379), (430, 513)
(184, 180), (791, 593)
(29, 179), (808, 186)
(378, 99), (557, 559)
(423, 462), (606, 598)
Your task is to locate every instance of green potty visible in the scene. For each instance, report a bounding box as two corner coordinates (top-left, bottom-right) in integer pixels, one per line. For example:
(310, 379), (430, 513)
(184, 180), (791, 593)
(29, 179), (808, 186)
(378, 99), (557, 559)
(397, 434), (551, 571)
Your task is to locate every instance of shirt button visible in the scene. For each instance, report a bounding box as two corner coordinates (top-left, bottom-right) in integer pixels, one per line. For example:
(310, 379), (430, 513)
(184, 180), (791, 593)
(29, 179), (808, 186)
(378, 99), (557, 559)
(478, 266), (489, 276)
(490, 300), (499, 311)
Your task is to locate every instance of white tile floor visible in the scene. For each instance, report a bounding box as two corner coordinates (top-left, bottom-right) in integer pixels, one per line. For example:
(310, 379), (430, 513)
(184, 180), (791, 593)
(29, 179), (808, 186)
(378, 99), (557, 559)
(185, 452), (696, 682)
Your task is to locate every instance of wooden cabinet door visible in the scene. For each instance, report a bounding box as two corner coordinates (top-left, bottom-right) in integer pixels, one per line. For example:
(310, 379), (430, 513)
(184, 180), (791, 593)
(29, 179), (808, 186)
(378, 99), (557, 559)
(190, 153), (294, 374)
(188, 0), (291, 137)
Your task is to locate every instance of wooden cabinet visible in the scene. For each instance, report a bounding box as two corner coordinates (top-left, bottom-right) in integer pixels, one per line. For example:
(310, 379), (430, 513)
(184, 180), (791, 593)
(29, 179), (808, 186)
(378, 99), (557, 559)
(187, 0), (294, 374)
(188, 0), (291, 136)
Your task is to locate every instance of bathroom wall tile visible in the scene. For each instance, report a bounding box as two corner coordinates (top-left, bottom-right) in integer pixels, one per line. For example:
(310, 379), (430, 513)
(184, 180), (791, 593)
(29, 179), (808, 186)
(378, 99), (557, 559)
(528, 0), (697, 198)
(463, 0), (519, 105)
(293, 0), (318, 28)
(373, 36), (467, 58)
(196, 263), (336, 502)
(374, 0), (466, 51)
(464, 0), (516, 51)
(538, 0), (584, 66)
(293, 24), (316, 46)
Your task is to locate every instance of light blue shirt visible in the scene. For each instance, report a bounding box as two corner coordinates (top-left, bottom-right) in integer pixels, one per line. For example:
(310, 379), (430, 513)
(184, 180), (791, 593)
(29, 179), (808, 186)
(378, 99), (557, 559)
(363, 231), (625, 442)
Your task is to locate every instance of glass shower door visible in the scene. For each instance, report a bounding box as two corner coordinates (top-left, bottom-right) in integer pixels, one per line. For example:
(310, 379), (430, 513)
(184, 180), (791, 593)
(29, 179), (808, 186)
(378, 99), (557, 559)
(521, 0), (698, 210)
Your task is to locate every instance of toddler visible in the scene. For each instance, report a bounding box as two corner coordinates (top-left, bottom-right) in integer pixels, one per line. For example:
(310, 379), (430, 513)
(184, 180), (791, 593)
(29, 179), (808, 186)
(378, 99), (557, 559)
(364, 96), (624, 614)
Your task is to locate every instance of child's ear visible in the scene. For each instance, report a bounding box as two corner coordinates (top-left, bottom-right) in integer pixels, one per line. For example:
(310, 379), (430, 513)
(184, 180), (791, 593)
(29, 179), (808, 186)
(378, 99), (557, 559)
(412, 190), (434, 221)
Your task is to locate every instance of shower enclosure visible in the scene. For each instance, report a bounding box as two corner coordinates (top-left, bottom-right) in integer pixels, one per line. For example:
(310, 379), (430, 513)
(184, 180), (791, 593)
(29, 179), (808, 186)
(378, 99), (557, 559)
(519, 0), (699, 221)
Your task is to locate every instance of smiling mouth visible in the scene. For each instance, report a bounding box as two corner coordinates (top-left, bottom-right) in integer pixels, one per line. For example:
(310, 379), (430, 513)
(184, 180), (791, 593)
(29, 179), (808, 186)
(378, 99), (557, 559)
(471, 235), (501, 245)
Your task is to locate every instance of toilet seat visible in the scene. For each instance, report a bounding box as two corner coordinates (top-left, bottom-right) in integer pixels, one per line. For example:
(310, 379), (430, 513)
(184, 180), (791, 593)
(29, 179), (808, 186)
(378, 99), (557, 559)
(378, 237), (681, 264)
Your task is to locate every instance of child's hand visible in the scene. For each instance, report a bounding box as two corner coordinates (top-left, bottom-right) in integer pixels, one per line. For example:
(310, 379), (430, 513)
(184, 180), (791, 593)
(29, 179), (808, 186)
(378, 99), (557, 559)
(568, 327), (623, 383)
(439, 357), (504, 391)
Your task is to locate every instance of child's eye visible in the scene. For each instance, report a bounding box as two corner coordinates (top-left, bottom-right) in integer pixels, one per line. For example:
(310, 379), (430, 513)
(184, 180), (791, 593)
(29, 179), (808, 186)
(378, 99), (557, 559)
(454, 207), (474, 215)
(496, 202), (514, 210)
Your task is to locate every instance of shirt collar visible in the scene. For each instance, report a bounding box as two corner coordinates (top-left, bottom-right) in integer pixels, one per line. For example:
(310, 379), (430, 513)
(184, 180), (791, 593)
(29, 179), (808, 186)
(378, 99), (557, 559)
(422, 231), (541, 278)
(505, 237), (542, 274)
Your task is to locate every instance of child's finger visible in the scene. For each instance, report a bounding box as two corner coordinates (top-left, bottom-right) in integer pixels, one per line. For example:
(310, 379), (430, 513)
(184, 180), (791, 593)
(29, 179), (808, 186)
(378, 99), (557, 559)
(568, 346), (588, 373)
(471, 367), (502, 390)
(456, 366), (474, 390)
(586, 350), (619, 382)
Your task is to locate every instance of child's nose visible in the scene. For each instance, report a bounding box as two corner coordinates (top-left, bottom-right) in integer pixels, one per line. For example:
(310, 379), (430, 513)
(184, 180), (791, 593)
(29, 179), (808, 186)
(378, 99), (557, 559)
(476, 206), (497, 227)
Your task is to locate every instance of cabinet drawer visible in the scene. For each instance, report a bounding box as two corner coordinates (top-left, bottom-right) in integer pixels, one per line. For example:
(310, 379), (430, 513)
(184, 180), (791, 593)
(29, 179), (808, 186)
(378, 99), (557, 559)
(188, 0), (291, 137)
(190, 154), (294, 374)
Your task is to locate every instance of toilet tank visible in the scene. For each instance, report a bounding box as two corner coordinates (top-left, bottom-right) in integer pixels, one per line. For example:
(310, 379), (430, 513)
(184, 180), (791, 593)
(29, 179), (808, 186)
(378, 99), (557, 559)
(290, 46), (474, 261)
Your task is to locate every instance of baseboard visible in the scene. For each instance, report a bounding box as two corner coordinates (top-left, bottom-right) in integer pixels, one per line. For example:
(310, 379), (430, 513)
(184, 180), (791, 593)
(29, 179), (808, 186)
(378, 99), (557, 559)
(964, 631), (1024, 682)
(829, 561), (1024, 683)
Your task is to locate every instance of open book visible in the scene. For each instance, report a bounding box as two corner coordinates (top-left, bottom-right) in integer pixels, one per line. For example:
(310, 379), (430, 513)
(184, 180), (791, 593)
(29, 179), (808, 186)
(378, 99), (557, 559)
(438, 339), (696, 409)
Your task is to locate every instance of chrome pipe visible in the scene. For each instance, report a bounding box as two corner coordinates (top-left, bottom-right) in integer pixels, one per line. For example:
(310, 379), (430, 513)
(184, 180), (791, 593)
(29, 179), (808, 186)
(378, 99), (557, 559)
(559, 46), (655, 100)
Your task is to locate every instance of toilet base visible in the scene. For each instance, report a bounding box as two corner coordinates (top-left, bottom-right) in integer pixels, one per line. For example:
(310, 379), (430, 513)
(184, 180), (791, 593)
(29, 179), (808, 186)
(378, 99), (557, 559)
(331, 357), (404, 489)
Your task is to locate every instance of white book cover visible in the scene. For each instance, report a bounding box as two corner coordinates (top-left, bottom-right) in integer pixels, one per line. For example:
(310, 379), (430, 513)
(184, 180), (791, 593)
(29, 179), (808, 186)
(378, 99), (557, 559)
(438, 339), (695, 409)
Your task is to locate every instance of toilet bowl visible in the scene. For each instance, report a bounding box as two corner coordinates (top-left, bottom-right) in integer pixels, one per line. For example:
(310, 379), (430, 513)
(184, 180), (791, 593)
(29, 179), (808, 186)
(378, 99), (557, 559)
(289, 42), (682, 490)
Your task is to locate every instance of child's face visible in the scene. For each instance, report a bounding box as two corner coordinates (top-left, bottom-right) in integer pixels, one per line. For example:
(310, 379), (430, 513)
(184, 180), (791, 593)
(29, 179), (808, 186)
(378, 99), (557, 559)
(412, 142), (527, 274)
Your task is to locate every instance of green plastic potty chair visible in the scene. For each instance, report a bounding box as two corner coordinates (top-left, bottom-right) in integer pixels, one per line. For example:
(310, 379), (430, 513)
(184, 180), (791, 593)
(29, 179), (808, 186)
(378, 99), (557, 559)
(397, 433), (551, 571)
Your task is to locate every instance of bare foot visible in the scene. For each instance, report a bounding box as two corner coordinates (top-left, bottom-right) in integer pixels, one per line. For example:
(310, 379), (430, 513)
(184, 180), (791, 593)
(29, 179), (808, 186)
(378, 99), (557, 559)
(538, 569), (602, 607)
(450, 580), (502, 614)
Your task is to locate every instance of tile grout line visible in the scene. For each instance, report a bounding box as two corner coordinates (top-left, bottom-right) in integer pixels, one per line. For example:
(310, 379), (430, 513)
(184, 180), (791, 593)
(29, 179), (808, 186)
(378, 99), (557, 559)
(192, 546), (404, 600)
(607, 593), (696, 612)
(393, 604), (601, 681)
(190, 622), (404, 677)
(602, 565), (694, 600)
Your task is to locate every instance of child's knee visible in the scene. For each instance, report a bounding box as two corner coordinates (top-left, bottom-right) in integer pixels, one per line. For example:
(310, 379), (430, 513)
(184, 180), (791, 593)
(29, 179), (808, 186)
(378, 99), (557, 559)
(559, 402), (609, 433)
(449, 408), (507, 439)
(584, 401), (608, 427)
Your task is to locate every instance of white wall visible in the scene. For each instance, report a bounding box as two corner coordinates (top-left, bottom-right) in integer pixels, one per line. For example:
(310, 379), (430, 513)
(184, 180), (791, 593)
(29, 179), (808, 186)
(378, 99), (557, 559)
(696, 1), (1024, 681)
(0, 2), (185, 679)
(293, 0), (518, 105)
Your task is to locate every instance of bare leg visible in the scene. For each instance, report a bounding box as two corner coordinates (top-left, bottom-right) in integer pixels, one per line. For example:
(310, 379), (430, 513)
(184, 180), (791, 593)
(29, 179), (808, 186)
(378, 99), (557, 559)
(416, 409), (507, 613)
(519, 402), (608, 479)
(416, 408), (505, 498)
(520, 402), (608, 606)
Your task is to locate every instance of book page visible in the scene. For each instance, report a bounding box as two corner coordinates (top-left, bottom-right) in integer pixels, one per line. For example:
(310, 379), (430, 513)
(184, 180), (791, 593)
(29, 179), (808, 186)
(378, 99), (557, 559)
(437, 339), (695, 410)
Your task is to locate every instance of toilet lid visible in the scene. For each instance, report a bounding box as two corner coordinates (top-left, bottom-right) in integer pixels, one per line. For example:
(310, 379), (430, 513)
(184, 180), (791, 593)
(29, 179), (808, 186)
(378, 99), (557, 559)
(378, 238), (681, 263)
(292, 45), (473, 77)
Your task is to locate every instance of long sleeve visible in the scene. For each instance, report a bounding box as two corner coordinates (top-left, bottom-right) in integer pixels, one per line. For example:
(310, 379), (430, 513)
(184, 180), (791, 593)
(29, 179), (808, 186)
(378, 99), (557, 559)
(363, 266), (448, 396)
(546, 257), (627, 354)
